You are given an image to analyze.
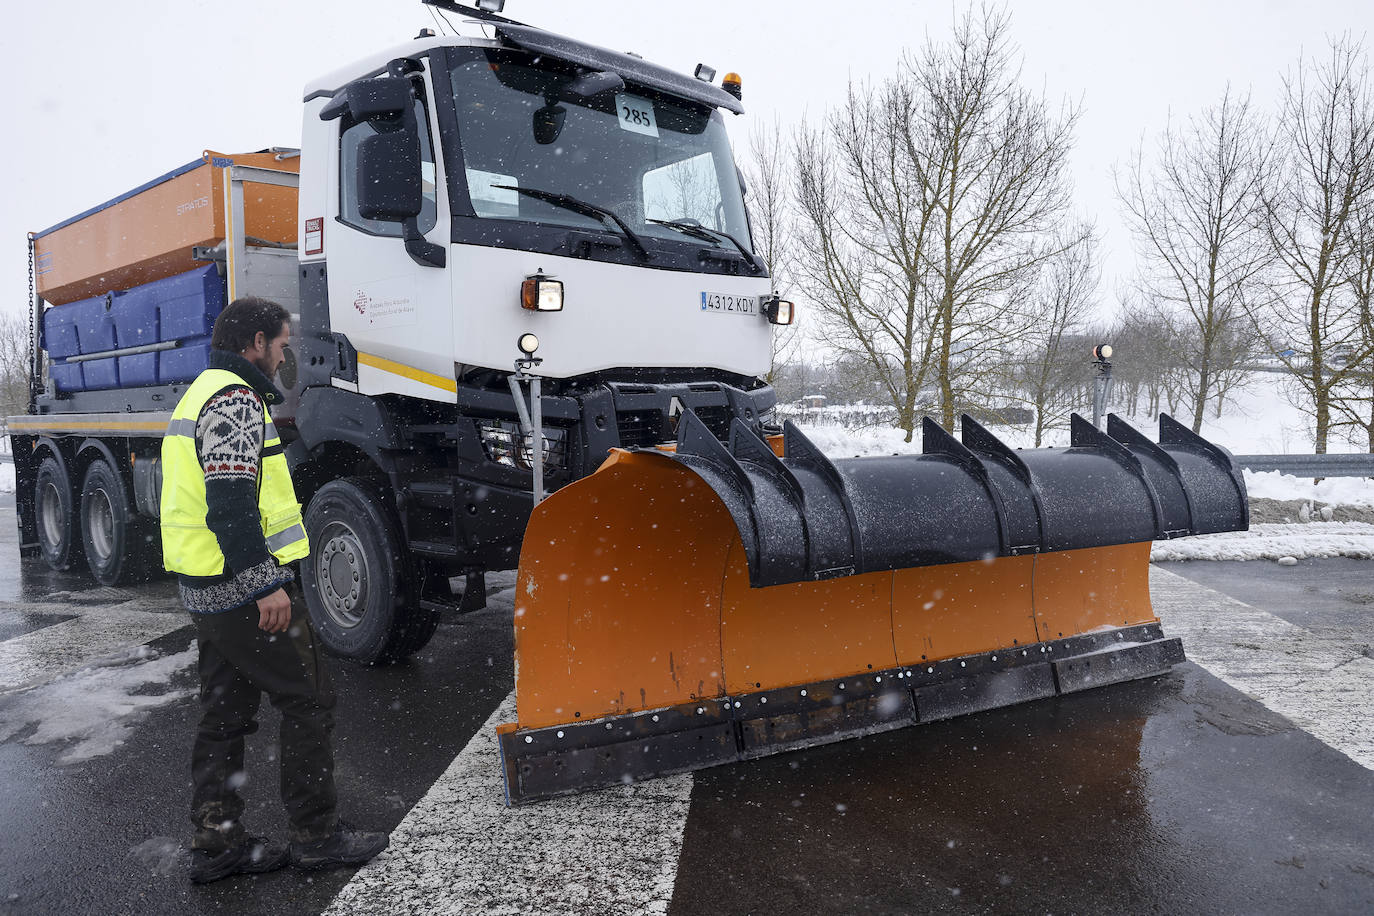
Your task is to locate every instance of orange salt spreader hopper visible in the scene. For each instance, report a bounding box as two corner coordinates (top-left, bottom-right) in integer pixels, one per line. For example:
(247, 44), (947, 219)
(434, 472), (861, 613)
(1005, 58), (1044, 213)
(497, 410), (1248, 804)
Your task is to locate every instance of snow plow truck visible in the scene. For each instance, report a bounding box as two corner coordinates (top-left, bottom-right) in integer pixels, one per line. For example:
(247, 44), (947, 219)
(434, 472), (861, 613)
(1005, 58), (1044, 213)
(10, 1), (1247, 804)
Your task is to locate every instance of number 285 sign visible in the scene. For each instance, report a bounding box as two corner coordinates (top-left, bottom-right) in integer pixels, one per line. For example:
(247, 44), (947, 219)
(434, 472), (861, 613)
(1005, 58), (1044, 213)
(615, 92), (659, 138)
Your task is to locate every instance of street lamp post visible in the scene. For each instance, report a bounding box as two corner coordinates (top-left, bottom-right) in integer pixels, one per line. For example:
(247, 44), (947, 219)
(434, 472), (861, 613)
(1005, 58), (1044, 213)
(1091, 343), (1114, 429)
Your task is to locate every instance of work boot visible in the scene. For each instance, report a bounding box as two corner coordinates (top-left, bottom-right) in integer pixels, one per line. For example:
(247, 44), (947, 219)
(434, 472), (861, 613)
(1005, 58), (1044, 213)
(192, 821), (245, 854)
(190, 835), (289, 884)
(290, 821), (389, 870)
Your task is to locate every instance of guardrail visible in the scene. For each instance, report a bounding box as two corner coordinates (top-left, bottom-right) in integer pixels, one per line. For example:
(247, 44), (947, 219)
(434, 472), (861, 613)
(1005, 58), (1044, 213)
(1235, 453), (1374, 477)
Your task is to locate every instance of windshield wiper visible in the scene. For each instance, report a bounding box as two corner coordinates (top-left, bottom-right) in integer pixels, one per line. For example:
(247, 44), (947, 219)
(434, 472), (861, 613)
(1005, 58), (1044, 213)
(647, 219), (763, 274)
(492, 185), (651, 261)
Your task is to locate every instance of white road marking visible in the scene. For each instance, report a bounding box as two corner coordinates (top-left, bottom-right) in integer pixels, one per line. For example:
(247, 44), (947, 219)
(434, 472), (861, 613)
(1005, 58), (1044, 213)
(328, 692), (694, 916)
(1150, 566), (1374, 771)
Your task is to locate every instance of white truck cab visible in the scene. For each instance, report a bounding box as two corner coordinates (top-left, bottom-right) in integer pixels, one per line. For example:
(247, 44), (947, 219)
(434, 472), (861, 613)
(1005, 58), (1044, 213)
(11, 5), (790, 664)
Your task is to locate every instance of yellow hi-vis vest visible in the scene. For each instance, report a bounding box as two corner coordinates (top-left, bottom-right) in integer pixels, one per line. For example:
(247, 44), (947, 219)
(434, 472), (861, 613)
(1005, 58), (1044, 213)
(160, 368), (309, 576)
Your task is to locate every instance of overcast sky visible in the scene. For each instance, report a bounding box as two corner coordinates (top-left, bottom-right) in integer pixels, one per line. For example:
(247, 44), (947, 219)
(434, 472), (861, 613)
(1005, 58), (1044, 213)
(4, 0), (1371, 323)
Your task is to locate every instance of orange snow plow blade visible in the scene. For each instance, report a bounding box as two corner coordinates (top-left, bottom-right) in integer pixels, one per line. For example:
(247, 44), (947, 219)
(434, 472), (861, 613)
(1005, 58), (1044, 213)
(498, 412), (1247, 804)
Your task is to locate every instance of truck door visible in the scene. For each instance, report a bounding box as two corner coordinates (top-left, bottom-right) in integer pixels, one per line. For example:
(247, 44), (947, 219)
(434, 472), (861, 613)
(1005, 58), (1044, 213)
(325, 68), (455, 404)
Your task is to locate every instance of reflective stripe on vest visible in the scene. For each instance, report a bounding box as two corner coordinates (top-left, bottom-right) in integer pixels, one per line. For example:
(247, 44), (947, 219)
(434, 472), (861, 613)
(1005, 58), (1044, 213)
(159, 368), (309, 576)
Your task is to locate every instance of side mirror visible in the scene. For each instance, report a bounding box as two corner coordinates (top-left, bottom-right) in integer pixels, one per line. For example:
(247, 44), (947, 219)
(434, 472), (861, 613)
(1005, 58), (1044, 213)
(356, 130), (423, 221)
(319, 77), (412, 122)
(533, 104), (567, 145)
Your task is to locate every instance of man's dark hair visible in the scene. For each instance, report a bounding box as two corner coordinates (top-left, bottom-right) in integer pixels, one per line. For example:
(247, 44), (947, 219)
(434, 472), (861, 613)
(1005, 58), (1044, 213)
(211, 297), (291, 353)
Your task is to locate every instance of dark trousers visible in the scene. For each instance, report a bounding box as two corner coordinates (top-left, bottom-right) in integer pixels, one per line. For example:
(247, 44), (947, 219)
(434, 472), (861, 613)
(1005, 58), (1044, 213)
(190, 594), (338, 844)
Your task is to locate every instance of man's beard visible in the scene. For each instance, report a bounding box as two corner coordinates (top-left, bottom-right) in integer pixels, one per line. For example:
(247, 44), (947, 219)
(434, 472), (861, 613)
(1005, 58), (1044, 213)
(252, 354), (277, 380)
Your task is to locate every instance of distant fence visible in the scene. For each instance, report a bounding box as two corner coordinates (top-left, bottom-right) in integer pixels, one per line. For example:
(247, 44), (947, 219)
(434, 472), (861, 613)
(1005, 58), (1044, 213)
(1234, 453), (1374, 478)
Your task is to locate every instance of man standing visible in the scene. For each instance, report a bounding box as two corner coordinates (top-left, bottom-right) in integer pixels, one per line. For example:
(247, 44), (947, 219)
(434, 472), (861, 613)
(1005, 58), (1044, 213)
(160, 297), (388, 884)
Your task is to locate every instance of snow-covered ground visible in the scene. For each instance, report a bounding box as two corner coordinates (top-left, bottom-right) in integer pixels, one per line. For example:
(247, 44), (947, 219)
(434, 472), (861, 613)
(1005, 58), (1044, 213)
(1243, 469), (1374, 507)
(0, 642), (194, 764)
(786, 368), (1369, 455)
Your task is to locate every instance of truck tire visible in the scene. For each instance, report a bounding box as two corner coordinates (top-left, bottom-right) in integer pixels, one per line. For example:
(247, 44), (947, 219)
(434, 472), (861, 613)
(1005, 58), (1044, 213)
(35, 454), (82, 571)
(300, 477), (439, 664)
(79, 459), (157, 586)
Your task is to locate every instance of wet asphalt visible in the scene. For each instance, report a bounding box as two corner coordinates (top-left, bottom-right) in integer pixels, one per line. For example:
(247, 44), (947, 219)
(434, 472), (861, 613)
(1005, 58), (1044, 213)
(671, 659), (1373, 914)
(0, 492), (514, 916)
(1, 490), (1371, 915)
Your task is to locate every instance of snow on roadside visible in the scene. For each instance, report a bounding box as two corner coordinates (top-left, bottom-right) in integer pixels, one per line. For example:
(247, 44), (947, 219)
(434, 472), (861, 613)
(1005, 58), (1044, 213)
(0, 642), (195, 764)
(1243, 469), (1374, 508)
(1150, 522), (1374, 562)
(0, 461), (13, 494)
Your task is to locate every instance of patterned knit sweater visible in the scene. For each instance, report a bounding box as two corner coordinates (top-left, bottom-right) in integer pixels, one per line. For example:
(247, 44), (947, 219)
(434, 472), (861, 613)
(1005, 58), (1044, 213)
(177, 351), (294, 614)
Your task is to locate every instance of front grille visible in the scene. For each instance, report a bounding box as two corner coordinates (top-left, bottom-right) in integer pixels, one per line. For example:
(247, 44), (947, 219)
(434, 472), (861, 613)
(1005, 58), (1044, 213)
(693, 406), (734, 440)
(616, 411), (664, 449)
(615, 406), (735, 448)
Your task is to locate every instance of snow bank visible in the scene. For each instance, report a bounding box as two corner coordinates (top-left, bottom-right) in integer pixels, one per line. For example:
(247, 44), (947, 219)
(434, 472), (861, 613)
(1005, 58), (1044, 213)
(1243, 469), (1374, 508)
(1150, 522), (1374, 562)
(0, 642), (195, 764)
(801, 424), (920, 458)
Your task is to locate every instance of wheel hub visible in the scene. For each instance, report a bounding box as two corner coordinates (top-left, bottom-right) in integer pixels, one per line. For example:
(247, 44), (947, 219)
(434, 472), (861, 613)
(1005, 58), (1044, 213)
(39, 483), (63, 549)
(317, 522), (367, 629)
(84, 487), (115, 562)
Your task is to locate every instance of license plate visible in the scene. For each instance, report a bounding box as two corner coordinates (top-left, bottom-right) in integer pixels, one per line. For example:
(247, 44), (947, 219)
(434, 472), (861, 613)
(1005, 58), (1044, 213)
(700, 292), (759, 316)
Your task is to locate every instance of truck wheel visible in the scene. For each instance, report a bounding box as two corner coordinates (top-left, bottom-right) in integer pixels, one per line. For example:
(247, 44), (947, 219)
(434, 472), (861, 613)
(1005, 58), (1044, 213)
(301, 478), (439, 664)
(79, 459), (156, 586)
(35, 454), (82, 571)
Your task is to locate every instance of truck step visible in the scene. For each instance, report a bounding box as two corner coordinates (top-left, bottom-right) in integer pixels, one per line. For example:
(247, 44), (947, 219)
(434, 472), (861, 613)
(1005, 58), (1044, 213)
(406, 423), (459, 437)
(419, 572), (487, 615)
(405, 481), (457, 507)
(411, 540), (460, 558)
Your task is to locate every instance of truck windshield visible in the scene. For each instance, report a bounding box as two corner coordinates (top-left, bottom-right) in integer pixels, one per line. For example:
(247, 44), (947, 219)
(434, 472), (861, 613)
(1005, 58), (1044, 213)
(447, 48), (752, 254)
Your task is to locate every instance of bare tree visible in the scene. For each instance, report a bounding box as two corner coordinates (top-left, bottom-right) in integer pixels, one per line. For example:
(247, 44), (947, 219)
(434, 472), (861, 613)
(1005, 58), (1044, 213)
(1110, 292), (1189, 419)
(0, 311), (33, 419)
(793, 5), (1083, 439)
(1011, 227), (1099, 445)
(1329, 186), (1374, 449)
(1117, 89), (1270, 433)
(1258, 36), (1374, 452)
(916, 6), (1085, 428)
(740, 116), (801, 383)
(793, 78), (940, 441)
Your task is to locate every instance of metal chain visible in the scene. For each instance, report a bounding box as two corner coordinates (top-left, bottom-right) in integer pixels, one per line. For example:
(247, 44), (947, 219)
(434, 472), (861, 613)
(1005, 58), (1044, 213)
(27, 234), (39, 404)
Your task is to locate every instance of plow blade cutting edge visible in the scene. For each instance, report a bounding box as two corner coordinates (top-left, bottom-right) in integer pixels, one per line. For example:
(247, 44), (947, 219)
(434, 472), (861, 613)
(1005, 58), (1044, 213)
(498, 411), (1248, 804)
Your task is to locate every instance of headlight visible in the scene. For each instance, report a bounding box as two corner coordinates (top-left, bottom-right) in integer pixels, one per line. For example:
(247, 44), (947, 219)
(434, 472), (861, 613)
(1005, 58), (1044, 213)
(763, 296), (795, 326)
(521, 274), (563, 312)
(477, 420), (568, 470)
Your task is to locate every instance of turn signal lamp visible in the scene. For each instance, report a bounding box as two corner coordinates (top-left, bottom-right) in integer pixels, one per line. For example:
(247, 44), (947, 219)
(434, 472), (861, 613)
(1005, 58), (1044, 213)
(764, 296), (794, 326)
(521, 273), (564, 311)
(722, 72), (742, 101)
